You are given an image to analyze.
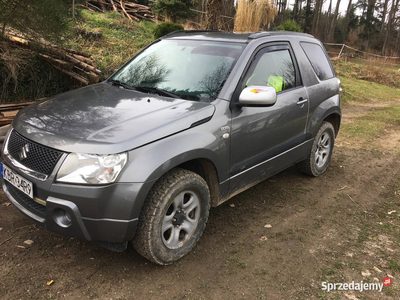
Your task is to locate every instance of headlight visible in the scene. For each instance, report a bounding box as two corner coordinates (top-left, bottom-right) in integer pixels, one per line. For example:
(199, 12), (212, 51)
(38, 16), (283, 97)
(56, 152), (128, 184)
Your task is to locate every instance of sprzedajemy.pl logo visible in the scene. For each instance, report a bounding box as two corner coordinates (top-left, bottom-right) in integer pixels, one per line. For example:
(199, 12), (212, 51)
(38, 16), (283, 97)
(322, 277), (392, 292)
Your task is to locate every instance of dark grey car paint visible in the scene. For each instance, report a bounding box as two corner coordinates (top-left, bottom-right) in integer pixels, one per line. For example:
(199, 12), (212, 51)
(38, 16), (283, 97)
(13, 84), (215, 154)
(1, 31), (341, 248)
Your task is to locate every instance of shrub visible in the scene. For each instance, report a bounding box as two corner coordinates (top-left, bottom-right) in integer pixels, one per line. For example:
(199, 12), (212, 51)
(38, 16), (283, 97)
(153, 22), (184, 39)
(275, 19), (302, 32)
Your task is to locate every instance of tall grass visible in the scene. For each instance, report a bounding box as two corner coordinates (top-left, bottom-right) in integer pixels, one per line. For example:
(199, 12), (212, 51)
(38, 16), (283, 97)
(234, 0), (277, 33)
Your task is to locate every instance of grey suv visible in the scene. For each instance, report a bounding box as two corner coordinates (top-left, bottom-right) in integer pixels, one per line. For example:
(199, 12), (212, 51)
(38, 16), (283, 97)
(1, 31), (341, 265)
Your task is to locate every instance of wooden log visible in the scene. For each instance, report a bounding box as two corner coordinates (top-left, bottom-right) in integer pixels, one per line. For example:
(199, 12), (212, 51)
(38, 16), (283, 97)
(51, 65), (89, 85)
(120, 1), (133, 21)
(71, 54), (97, 67)
(0, 119), (14, 127)
(128, 13), (140, 21)
(65, 48), (91, 58)
(110, 0), (118, 12)
(0, 102), (35, 110)
(1, 110), (19, 118)
(124, 2), (152, 10)
(7, 33), (91, 59)
(65, 55), (101, 75)
(73, 66), (100, 83)
(39, 54), (74, 71)
(8, 35), (29, 46)
(11, 35), (67, 59)
(87, 2), (104, 12)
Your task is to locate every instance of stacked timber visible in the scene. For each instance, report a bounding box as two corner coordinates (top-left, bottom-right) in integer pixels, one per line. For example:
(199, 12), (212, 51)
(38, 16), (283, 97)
(83, 0), (156, 22)
(6, 34), (101, 86)
(0, 100), (43, 127)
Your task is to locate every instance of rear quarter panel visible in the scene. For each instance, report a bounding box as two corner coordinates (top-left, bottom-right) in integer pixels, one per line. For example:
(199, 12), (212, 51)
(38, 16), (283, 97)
(291, 37), (341, 138)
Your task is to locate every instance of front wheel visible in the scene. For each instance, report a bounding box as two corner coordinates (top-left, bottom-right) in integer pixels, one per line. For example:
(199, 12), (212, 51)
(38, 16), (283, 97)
(132, 168), (210, 265)
(297, 121), (335, 176)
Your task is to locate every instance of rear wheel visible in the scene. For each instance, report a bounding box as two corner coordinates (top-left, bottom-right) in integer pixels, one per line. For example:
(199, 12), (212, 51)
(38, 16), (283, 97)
(133, 168), (210, 265)
(297, 121), (335, 176)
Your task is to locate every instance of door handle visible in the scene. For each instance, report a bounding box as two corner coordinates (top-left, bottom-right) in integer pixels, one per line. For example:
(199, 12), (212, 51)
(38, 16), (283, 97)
(297, 98), (308, 105)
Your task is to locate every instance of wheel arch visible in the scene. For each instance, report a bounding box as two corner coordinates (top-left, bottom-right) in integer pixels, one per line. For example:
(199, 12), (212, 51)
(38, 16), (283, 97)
(143, 154), (220, 207)
(307, 95), (341, 139)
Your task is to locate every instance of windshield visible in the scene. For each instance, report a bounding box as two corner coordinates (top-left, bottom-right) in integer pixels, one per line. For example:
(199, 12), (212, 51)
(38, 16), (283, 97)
(110, 40), (245, 101)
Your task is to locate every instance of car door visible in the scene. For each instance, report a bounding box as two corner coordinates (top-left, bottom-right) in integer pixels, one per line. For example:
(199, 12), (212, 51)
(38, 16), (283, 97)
(229, 43), (309, 196)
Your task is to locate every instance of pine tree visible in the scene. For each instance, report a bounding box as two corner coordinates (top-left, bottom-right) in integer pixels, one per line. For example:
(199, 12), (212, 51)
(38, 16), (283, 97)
(150, 0), (197, 23)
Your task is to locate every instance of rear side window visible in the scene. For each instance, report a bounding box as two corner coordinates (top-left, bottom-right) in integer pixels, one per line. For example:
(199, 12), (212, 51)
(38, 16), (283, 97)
(300, 42), (334, 81)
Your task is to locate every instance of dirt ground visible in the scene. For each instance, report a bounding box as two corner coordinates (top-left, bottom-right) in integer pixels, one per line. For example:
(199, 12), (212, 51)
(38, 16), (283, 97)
(1, 98), (400, 300)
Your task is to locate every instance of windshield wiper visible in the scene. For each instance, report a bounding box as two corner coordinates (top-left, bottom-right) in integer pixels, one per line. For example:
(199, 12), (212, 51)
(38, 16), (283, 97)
(108, 79), (136, 90)
(133, 86), (182, 99)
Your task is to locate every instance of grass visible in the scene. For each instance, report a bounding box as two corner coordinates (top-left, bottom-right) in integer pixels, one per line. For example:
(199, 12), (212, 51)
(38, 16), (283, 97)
(341, 105), (400, 137)
(65, 9), (157, 78)
(333, 59), (400, 138)
(339, 76), (400, 104)
(334, 60), (400, 90)
(225, 256), (246, 268)
(388, 260), (400, 272)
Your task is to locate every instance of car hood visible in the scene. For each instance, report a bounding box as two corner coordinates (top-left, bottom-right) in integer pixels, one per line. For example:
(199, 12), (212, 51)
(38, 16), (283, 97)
(13, 83), (215, 154)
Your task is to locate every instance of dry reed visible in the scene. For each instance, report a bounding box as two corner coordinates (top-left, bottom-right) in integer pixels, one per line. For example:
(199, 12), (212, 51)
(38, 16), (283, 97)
(234, 0), (277, 33)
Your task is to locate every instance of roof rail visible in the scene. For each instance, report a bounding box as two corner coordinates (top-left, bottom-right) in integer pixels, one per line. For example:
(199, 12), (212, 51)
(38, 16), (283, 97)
(249, 31), (314, 39)
(161, 30), (223, 39)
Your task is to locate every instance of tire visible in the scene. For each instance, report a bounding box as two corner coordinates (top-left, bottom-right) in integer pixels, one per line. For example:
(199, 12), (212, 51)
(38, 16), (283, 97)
(297, 121), (335, 177)
(132, 168), (210, 265)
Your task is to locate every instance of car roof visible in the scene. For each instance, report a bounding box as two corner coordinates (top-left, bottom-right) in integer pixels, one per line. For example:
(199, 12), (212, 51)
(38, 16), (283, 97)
(161, 30), (315, 43)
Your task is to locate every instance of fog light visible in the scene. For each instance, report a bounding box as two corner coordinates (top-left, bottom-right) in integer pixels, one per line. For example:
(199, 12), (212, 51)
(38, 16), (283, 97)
(53, 208), (72, 228)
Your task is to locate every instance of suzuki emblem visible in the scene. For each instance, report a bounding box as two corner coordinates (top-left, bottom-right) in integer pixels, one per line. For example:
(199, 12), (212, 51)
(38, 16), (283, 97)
(19, 144), (29, 161)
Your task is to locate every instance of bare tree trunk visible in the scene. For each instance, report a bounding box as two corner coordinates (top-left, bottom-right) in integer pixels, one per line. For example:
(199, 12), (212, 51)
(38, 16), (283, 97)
(328, 0), (341, 42)
(383, 0), (400, 54)
(325, 0), (332, 41)
(281, 0), (287, 23)
(342, 0), (352, 41)
(297, 1), (302, 24)
(293, 0), (299, 20)
(311, 0), (322, 35)
(304, 0), (313, 33)
(205, 0), (223, 30)
(380, 0), (389, 32)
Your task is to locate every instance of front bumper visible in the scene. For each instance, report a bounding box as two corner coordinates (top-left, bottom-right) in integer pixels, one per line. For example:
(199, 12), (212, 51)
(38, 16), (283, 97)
(1, 153), (154, 248)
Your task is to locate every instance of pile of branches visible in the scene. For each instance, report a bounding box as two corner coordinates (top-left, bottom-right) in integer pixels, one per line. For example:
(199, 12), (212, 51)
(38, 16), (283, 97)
(5, 34), (101, 86)
(83, 0), (156, 22)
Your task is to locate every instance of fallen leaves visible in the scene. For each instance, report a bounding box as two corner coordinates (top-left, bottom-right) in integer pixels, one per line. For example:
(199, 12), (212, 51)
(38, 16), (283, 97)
(24, 240), (33, 245)
(1, 202), (11, 207)
(47, 280), (54, 286)
(264, 224), (272, 228)
(388, 210), (396, 215)
(259, 236), (268, 241)
(229, 204), (235, 208)
(373, 266), (383, 273)
(361, 270), (371, 277)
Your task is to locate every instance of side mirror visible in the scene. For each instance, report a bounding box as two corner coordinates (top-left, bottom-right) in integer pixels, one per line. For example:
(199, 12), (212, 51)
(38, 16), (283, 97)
(239, 86), (277, 106)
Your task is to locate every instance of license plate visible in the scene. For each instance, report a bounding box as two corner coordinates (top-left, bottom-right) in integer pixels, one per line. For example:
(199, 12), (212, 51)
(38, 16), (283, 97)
(1, 163), (33, 199)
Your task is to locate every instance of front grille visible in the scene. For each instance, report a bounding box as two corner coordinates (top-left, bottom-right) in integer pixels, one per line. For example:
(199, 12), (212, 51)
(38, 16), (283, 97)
(5, 181), (46, 218)
(7, 130), (64, 175)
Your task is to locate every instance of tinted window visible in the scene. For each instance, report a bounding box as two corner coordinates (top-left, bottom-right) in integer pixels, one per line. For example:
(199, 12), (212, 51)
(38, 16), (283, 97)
(243, 49), (296, 93)
(300, 42), (334, 80)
